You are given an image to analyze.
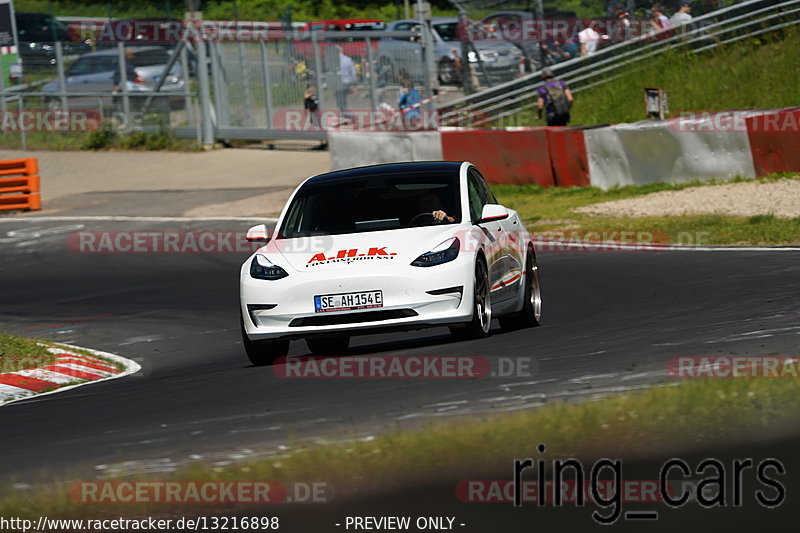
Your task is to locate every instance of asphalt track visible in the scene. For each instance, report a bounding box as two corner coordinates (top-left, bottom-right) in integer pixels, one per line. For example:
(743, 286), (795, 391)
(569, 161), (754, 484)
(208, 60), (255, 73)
(1, 217), (799, 530)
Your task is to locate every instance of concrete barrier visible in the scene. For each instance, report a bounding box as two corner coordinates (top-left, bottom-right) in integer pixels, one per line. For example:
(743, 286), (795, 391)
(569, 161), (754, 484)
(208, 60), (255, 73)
(546, 127), (591, 187)
(746, 107), (800, 177)
(440, 128), (555, 186)
(583, 116), (757, 189)
(328, 109), (800, 189)
(329, 131), (442, 171)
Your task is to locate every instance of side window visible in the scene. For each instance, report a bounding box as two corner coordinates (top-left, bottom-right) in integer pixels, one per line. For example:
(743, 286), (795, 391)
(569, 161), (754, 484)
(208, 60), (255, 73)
(66, 59), (93, 75)
(470, 168), (497, 206)
(94, 56), (117, 73)
(467, 172), (488, 221)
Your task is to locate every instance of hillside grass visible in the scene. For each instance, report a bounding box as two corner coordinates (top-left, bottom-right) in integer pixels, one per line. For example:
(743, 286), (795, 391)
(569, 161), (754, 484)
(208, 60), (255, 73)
(555, 27), (800, 126)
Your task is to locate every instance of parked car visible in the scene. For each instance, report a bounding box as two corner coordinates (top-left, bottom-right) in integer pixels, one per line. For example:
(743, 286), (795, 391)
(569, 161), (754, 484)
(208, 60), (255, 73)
(15, 12), (91, 68)
(378, 17), (525, 87)
(41, 46), (185, 112)
(481, 9), (579, 72)
(292, 19), (385, 69)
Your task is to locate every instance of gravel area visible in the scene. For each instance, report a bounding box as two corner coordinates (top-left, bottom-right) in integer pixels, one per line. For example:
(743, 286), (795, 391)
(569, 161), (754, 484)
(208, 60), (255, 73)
(576, 179), (800, 218)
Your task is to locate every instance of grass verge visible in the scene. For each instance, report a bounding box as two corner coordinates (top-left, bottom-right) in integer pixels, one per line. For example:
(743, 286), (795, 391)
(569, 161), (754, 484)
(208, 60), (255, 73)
(491, 174), (800, 245)
(0, 333), (54, 373)
(2, 367), (799, 516)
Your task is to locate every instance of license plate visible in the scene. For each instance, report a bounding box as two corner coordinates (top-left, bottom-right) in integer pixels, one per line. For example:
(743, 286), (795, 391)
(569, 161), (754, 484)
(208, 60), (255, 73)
(314, 290), (383, 313)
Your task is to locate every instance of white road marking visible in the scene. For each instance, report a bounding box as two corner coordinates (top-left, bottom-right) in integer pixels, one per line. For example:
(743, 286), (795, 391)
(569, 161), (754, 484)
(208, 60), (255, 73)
(536, 239), (800, 252)
(0, 384), (33, 402)
(52, 362), (116, 378)
(11, 369), (77, 385)
(0, 216), (278, 222)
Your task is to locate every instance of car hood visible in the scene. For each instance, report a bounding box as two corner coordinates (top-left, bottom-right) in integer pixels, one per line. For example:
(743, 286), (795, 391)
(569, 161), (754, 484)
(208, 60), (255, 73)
(264, 225), (464, 273)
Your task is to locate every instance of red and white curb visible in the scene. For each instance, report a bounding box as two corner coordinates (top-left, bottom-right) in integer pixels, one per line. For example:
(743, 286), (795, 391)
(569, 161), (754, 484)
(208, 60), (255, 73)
(0, 343), (140, 407)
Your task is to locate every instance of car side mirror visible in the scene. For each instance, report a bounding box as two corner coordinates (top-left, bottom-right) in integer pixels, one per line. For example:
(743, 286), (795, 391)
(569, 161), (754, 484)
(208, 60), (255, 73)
(475, 204), (509, 224)
(245, 224), (270, 243)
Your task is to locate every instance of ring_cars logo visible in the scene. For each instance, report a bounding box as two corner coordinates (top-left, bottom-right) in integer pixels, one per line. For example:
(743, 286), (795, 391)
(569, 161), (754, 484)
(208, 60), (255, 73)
(306, 247), (397, 266)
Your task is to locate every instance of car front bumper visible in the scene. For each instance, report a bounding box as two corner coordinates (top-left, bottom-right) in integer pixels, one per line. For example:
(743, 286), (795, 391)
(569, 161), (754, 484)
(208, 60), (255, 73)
(240, 254), (475, 341)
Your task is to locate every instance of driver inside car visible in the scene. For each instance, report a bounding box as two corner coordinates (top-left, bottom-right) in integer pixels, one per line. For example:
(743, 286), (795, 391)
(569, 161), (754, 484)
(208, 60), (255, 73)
(419, 192), (455, 223)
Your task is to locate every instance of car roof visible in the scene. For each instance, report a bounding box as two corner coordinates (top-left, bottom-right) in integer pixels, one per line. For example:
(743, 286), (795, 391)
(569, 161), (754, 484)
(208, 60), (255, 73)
(306, 19), (382, 25)
(390, 17), (459, 25)
(305, 162), (465, 185)
(74, 46), (169, 58)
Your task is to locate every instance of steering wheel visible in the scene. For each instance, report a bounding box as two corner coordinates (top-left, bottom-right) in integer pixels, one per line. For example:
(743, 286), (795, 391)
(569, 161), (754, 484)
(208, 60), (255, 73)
(408, 212), (437, 225)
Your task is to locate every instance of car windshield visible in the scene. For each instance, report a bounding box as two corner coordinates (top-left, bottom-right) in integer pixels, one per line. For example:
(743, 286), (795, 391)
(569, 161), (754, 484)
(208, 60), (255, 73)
(279, 171), (461, 238)
(131, 50), (171, 66)
(433, 22), (459, 41)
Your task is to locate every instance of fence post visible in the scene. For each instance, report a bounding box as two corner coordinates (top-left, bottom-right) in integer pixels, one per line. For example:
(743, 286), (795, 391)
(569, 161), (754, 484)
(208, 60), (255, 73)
(180, 44), (193, 126)
(19, 95), (26, 150)
(259, 39), (274, 130)
(116, 42), (130, 131)
(195, 39), (215, 146)
(365, 37), (378, 113)
(55, 41), (69, 111)
(312, 33), (324, 114)
(237, 40), (253, 125)
(0, 59), (5, 115)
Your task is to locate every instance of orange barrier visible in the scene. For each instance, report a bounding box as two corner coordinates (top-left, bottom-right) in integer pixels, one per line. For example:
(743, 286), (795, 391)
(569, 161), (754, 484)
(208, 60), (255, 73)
(746, 107), (800, 178)
(0, 158), (41, 211)
(546, 127), (590, 187)
(440, 129), (556, 186)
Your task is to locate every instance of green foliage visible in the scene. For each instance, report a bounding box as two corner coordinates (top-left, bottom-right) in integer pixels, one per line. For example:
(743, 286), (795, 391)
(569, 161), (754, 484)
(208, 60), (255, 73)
(524, 26), (800, 127)
(491, 174), (800, 245)
(14, 0), (460, 21)
(81, 125), (117, 150)
(0, 333), (54, 372)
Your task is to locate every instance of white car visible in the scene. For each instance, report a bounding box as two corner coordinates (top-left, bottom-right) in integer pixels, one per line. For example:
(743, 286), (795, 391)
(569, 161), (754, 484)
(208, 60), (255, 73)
(239, 161), (542, 365)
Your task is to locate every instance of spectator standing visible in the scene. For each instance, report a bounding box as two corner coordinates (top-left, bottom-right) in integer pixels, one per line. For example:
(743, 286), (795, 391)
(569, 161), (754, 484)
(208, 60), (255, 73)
(536, 67), (573, 126)
(112, 48), (137, 92)
(303, 84), (320, 128)
(578, 21), (606, 57)
(671, 2), (694, 26)
(335, 45), (356, 114)
(398, 80), (422, 128)
(651, 4), (672, 31)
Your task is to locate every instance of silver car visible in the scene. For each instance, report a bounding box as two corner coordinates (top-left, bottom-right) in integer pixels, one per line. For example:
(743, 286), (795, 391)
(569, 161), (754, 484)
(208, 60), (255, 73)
(41, 46), (186, 112)
(378, 17), (525, 87)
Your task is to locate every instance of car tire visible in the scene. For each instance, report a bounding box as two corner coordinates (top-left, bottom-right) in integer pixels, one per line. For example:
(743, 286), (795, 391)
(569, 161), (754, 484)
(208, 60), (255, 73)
(450, 258), (491, 340)
(306, 336), (350, 355)
(499, 248), (542, 331)
(241, 314), (289, 366)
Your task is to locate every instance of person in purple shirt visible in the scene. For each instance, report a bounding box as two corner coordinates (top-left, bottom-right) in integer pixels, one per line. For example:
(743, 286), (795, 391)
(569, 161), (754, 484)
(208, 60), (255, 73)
(536, 68), (574, 126)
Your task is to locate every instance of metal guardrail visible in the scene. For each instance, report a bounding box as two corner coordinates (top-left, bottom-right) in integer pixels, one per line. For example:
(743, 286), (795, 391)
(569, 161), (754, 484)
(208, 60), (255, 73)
(438, 0), (800, 125)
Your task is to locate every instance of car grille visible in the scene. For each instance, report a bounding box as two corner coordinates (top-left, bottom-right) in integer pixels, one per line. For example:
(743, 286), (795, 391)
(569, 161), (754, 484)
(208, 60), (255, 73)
(289, 309), (418, 327)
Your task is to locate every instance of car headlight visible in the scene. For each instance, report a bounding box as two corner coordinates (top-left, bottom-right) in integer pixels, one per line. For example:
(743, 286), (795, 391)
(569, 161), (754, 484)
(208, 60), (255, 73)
(411, 237), (459, 267)
(250, 254), (289, 280)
